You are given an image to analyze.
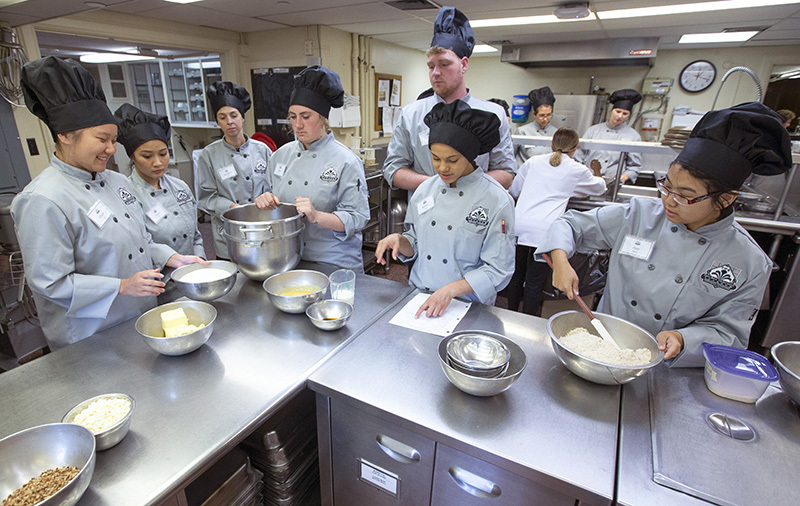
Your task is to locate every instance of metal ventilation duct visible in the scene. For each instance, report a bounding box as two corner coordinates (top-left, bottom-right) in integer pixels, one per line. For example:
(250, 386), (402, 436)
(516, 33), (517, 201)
(501, 38), (659, 68)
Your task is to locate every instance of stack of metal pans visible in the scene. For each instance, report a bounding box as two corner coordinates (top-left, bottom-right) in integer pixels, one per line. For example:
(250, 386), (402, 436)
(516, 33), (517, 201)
(660, 127), (692, 148)
(239, 390), (320, 505)
(184, 447), (263, 506)
(446, 331), (511, 378)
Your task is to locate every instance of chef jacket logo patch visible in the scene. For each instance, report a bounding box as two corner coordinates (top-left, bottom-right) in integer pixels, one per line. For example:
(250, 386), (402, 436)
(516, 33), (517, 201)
(465, 206), (489, 227)
(117, 187), (136, 205)
(254, 160), (267, 174)
(320, 166), (339, 183)
(701, 262), (740, 291)
(176, 189), (192, 204)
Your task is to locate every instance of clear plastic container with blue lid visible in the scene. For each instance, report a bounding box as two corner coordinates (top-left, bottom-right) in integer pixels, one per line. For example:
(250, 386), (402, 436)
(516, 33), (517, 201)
(702, 343), (778, 403)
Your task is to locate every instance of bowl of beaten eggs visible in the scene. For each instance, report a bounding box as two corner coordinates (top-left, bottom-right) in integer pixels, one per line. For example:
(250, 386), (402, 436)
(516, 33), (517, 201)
(262, 270), (329, 314)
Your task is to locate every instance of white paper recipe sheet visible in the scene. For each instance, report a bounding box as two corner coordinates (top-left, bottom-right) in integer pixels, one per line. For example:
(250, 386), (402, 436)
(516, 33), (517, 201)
(389, 293), (471, 336)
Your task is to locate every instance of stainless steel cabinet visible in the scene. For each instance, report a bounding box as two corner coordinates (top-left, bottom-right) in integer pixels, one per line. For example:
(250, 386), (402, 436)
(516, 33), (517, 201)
(431, 444), (576, 506)
(330, 400), (435, 505)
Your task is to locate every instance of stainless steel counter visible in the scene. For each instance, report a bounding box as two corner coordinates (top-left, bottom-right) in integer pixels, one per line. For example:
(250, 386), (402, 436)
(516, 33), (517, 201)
(0, 263), (413, 505)
(308, 291), (621, 505)
(618, 367), (800, 505)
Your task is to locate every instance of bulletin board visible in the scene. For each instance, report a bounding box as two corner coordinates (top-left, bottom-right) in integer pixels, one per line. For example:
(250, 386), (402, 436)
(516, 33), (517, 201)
(375, 73), (402, 131)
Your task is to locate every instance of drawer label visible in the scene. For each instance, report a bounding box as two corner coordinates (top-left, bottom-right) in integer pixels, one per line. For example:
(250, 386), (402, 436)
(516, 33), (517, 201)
(359, 459), (399, 497)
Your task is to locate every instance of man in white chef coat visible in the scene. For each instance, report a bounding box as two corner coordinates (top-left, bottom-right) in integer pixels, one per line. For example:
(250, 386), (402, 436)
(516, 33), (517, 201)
(383, 6), (516, 193)
(515, 86), (558, 166)
(575, 89), (642, 184)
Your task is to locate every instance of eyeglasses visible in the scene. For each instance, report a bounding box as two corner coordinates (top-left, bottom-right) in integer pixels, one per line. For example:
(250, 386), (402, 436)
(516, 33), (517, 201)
(535, 113), (553, 119)
(656, 177), (723, 206)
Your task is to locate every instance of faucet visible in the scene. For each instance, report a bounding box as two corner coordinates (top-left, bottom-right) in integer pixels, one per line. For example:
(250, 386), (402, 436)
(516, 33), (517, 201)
(711, 66), (763, 110)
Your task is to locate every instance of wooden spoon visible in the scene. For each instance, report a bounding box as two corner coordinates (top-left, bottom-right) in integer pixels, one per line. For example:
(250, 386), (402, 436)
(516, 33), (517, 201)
(542, 253), (620, 350)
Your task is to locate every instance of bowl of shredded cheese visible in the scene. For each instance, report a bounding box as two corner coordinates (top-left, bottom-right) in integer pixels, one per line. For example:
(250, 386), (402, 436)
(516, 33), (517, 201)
(62, 394), (134, 451)
(547, 310), (663, 385)
(135, 301), (217, 356)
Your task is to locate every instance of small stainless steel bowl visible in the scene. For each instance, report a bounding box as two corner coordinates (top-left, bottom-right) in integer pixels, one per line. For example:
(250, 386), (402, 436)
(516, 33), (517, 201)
(547, 310), (663, 385)
(0, 423), (96, 506)
(262, 270), (329, 314)
(62, 393), (135, 451)
(171, 260), (237, 301)
(438, 331), (527, 397)
(446, 332), (510, 377)
(135, 301), (217, 356)
(771, 341), (800, 407)
(306, 299), (353, 331)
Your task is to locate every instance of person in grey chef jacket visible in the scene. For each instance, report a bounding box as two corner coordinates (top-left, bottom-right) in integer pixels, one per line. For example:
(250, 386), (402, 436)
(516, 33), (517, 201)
(375, 100), (516, 317)
(574, 89), (642, 184)
(537, 102), (792, 367)
(254, 66), (369, 271)
(11, 56), (207, 350)
(515, 86), (558, 166)
(116, 104), (205, 259)
(197, 81), (271, 260)
(382, 6), (516, 194)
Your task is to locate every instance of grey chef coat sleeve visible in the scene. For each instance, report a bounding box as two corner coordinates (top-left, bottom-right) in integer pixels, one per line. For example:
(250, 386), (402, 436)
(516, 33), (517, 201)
(534, 204), (628, 261)
(14, 193), (120, 318)
(383, 110), (415, 188)
(463, 197), (516, 302)
(488, 113), (517, 176)
(623, 147), (641, 183)
(331, 157), (370, 240)
(197, 148), (234, 215)
(399, 193), (421, 262)
(670, 263), (770, 368)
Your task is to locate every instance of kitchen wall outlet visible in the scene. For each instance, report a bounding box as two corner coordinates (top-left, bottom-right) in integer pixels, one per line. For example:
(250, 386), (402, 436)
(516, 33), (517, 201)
(304, 40), (314, 56)
(26, 138), (39, 156)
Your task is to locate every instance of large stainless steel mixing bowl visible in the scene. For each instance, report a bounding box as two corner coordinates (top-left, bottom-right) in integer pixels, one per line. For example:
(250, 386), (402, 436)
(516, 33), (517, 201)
(438, 331), (527, 397)
(171, 260), (237, 301)
(135, 301), (217, 356)
(262, 270), (329, 314)
(0, 423), (96, 506)
(547, 310), (663, 385)
(62, 393), (135, 451)
(771, 341), (800, 406)
(222, 204), (304, 281)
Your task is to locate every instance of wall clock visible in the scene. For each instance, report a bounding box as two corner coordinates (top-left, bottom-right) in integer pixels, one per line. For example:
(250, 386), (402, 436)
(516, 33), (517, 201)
(679, 60), (717, 93)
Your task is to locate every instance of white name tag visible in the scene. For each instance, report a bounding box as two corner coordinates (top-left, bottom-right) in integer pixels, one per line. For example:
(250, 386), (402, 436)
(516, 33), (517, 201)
(359, 460), (398, 497)
(619, 234), (654, 260)
(274, 163), (287, 177)
(87, 200), (111, 228)
(417, 195), (434, 215)
(418, 130), (429, 146)
(146, 204), (168, 224)
(217, 164), (236, 180)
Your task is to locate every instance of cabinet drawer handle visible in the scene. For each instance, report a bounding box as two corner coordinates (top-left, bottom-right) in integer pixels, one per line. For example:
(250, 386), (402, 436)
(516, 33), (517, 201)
(448, 466), (502, 499)
(375, 434), (421, 464)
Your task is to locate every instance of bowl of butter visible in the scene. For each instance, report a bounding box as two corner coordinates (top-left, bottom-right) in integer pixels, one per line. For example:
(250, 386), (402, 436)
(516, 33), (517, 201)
(135, 301), (216, 356)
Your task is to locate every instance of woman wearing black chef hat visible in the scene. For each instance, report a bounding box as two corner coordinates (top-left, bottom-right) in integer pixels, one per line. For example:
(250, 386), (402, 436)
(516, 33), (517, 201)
(254, 66), (369, 270)
(515, 86), (558, 165)
(10, 56), (207, 350)
(196, 81), (271, 260)
(116, 104), (207, 301)
(375, 99), (516, 318)
(537, 102), (792, 367)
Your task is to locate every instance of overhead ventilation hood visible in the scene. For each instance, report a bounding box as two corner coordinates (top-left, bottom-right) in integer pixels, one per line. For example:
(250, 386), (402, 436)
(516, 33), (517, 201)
(501, 38), (659, 68)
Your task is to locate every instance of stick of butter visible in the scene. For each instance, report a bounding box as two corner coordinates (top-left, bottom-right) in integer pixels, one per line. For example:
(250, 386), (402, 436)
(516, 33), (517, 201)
(161, 308), (189, 331)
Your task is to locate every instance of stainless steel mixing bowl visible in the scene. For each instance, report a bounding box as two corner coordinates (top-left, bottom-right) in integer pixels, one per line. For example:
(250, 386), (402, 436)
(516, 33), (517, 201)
(171, 260), (237, 301)
(0, 423), (96, 506)
(771, 341), (800, 406)
(547, 310), (663, 385)
(306, 299), (353, 331)
(222, 204), (304, 281)
(438, 331), (527, 397)
(262, 270), (329, 314)
(446, 331), (510, 378)
(135, 301), (217, 356)
(62, 393), (135, 451)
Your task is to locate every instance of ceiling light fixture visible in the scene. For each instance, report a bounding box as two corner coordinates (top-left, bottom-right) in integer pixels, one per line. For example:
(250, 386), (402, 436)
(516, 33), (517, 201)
(163, 0), (204, 4)
(678, 31), (759, 43)
(472, 44), (499, 53)
(470, 14), (595, 28)
(80, 53), (156, 63)
(553, 3), (591, 19)
(597, 0), (800, 20)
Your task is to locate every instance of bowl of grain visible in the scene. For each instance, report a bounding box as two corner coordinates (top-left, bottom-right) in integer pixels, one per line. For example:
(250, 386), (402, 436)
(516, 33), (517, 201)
(262, 270), (329, 314)
(547, 310), (663, 385)
(171, 260), (238, 301)
(62, 393), (135, 451)
(0, 423), (95, 506)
